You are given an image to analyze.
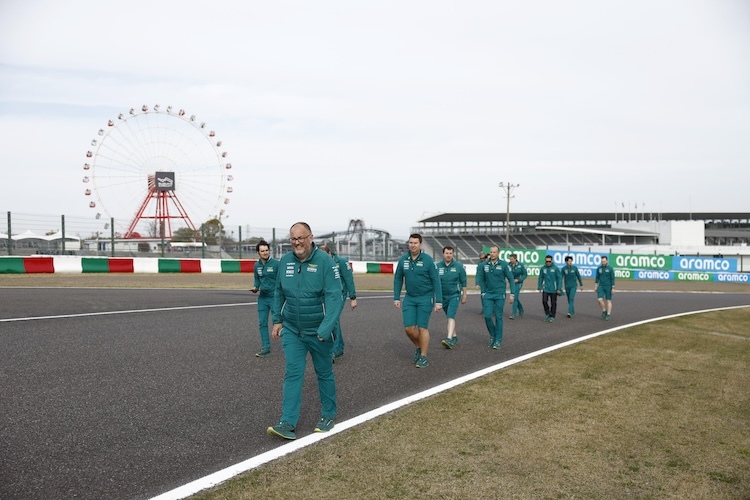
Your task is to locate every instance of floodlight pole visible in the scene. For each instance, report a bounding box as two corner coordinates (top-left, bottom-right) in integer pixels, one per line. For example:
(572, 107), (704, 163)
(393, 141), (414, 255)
(499, 182), (520, 248)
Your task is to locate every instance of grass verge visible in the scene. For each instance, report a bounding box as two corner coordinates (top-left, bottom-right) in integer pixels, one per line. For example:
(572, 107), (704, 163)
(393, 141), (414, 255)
(193, 308), (750, 499)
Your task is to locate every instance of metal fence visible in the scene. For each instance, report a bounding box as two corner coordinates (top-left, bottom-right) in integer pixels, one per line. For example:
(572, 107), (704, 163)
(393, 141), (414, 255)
(1, 211), (403, 261)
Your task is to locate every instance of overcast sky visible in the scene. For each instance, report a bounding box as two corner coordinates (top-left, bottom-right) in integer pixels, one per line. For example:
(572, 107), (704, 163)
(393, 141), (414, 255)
(1, 0), (748, 240)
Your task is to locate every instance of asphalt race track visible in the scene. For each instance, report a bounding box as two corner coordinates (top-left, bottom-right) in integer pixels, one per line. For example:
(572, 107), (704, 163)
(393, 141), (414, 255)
(1, 286), (748, 499)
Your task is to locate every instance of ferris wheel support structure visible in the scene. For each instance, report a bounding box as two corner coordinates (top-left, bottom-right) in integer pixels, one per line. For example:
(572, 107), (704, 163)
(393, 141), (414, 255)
(124, 175), (198, 238)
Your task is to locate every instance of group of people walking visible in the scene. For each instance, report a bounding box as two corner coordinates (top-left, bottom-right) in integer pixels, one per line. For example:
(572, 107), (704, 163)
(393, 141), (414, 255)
(255, 224), (616, 441)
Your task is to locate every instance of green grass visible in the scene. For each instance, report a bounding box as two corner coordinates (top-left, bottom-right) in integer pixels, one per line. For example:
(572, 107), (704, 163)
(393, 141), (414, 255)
(192, 308), (750, 499)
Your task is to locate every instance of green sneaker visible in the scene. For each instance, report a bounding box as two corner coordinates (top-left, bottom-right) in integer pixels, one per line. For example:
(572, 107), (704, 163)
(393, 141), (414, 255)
(314, 417), (335, 433)
(267, 421), (296, 440)
(544, 315), (550, 322)
(605, 314), (611, 321)
(441, 338), (453, 349)
(450, 336), (458, 347)
(413, 348), (422, 363)
(256, 348), (271, 358)
(487, 337), (494, 347)
(509, 314), (515, 320)
(492, 340), (502, 350)
(415, 355), (429, 368)
(332, 350), (344, 362)
(601, 311), (607, 319)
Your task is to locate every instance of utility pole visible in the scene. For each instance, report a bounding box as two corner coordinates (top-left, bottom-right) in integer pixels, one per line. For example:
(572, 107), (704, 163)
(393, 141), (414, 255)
(498, 182), (520, 248)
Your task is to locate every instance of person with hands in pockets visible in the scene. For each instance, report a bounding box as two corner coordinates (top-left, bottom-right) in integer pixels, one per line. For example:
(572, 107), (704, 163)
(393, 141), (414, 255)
(267, 222), (343, 441)
(250, 240), (278, 358)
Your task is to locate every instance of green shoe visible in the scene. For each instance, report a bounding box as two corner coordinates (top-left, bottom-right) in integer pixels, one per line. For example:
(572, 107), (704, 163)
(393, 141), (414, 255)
(255, 348), (271, 358)
(450, 336), (458, 347)
(267, 421), (296, 440)
(605, 314), (611, 321)
(332, 350), (344, 362)
(492, 340), (502, 350)
(415, 355), (429, 368)
(314, 417), (335, 433)
(549, 316), (555, 323)
(509, 314), (515, 320)
(413, 348), (422, 363)
(544, 315), (550, 322)
(601, 311), (607, 319)
(441, 338), (453, 349)
(487, 337), (494, 347)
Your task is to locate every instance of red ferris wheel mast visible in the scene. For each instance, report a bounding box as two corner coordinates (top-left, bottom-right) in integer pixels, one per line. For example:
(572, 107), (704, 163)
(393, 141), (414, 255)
(123, 173), (197, 239)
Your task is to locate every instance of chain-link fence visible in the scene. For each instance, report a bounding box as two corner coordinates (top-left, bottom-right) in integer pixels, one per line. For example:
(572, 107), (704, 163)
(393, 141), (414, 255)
(1, 211), (405, 261)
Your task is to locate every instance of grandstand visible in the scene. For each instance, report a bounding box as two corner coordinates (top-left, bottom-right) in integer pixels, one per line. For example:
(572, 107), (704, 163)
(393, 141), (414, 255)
(413, 212), (750, 261)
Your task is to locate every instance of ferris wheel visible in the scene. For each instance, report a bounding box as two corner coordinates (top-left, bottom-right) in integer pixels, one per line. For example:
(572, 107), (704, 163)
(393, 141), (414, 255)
(82, 104), (233, 239)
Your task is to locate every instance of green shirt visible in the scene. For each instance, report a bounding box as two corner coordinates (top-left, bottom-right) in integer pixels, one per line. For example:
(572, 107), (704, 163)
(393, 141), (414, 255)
(437, 259), (467, 298)
(561, 264), (583, 288)
(394, 250), (443, 302)
(596, 264), (615, 288)
(537, 264), (562, 293)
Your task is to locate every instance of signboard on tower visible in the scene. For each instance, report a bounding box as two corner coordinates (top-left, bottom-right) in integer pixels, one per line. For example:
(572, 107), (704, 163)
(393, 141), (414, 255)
(155, 171), (175, 192)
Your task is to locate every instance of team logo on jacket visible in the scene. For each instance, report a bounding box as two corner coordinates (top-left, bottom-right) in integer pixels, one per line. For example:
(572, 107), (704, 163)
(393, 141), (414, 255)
(285, 263), (296, 276)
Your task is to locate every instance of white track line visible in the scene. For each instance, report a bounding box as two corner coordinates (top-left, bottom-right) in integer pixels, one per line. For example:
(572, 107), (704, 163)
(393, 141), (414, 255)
(0, 302), (252, 323)
(150, 303), (750, 500)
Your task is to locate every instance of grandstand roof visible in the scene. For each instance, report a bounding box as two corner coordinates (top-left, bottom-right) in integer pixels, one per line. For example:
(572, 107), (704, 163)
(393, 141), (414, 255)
(418, 212), (750, 224)
(535, 226), (659, 237)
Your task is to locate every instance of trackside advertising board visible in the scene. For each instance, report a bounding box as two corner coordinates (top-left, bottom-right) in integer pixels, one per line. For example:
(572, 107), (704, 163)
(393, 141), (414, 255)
(496, 249), (746, 283)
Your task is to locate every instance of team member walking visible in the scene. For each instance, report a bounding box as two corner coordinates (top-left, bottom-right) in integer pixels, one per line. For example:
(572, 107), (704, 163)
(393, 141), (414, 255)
(561, 255), (584, 318)
(508, 253), (527, 319)
(595, 255), (616, 320)
(476, 252), (488, 315)
(250, 240), (278, 357)
(320, 244), (357, 361)
(537, 255), (562, 322)
(393, 234), (443, 368)
(267, 222), (343, 440)
(437, 246), (467, 349)
(476, 245), (516, 349)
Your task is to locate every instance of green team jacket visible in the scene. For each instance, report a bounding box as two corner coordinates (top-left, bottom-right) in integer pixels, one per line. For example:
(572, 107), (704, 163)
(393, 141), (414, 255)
(509, 261), (527, 286)
(272, 244), (343, 339)
(476, 258), (516, 297)
(561, 264), (583, 288)
(332, 252), (356, 299)
(393, 250), (443, 302)
(436, 259), (467, 298)
(596, 264), (616, 288)
(537, 264), (563, 293)
(253, 257), (279, 297)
